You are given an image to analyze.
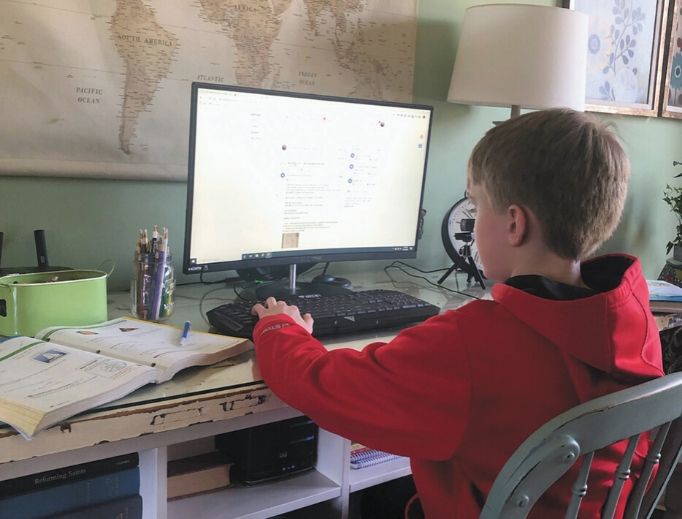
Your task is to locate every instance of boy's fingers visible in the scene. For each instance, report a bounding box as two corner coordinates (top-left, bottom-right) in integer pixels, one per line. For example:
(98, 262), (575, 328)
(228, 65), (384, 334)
(251, 303), (265, 315)
(265, 297), (278, 308)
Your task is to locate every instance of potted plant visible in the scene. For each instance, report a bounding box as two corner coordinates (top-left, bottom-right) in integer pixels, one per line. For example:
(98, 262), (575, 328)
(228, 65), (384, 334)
(664, 171), (682, 261)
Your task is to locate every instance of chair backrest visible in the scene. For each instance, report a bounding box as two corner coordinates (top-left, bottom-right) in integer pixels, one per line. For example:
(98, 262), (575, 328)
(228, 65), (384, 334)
(480, 372), (682, 519)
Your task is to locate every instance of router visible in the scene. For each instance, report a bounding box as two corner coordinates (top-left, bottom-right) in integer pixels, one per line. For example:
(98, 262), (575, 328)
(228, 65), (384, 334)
(0, 230), (71, 276)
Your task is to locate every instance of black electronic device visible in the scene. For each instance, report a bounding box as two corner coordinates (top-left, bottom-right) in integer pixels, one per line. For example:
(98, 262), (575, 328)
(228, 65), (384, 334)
(214, 416), (318, 485)
(235, 263), (316, 283)
(207, 288), (440, 339)
(183, 83), (433, 300)
(439, 195), (485, 289)
(0, 230), (71, 276)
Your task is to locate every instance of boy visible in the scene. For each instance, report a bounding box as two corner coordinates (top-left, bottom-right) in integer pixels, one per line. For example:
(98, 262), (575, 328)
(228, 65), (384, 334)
(251, 109), (663, 518)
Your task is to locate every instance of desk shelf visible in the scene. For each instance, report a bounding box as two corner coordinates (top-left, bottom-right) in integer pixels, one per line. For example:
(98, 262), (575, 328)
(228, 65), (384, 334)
(167, 470), (341, 519)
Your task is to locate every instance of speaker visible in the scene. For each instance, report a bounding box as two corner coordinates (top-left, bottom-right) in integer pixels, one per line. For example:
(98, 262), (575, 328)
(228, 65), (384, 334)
(215, 416), (318, 484)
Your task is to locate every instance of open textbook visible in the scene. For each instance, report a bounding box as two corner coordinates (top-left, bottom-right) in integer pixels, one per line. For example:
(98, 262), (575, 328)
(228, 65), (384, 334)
(0, 318), (251, 438)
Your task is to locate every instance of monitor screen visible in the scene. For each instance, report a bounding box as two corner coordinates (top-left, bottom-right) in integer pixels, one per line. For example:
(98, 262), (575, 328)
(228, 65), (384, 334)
(183, 83), (433, 276)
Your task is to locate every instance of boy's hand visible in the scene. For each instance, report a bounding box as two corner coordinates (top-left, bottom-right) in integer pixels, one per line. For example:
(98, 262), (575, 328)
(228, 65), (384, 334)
(252, 297), (314, 334)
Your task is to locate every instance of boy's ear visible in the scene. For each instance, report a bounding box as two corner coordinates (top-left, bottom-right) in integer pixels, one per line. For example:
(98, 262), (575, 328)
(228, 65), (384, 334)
(506, 204), (528, 247)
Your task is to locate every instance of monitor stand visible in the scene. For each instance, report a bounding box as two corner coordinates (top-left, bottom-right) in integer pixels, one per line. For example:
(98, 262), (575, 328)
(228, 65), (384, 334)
(244, 264), (353, 301)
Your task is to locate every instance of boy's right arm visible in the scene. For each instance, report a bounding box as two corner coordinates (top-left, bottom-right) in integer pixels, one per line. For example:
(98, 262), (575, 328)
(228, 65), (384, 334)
(252, 310), (473, 460)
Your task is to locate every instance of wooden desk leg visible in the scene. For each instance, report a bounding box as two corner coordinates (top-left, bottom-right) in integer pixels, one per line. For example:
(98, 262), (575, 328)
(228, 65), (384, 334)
(662, 468), (682, 518)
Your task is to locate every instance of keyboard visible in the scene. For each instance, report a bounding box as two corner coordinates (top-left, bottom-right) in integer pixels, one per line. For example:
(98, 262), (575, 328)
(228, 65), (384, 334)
(207, 289), (441, 339)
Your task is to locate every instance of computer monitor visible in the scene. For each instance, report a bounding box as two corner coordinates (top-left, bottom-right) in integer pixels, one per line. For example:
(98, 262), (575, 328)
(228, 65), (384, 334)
(183, 83), (433, 297)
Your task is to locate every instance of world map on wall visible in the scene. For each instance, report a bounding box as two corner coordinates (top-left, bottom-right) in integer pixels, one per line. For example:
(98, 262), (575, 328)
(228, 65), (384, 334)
(0, 0), (417, 180)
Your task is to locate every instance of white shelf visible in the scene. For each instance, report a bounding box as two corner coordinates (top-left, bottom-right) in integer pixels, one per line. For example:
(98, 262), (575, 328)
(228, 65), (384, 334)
(167, 469), (341, 519)
(349, 456), (411, 493)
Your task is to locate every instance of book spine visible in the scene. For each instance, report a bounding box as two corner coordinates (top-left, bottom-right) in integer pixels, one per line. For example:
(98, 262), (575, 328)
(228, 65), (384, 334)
(49, 494), (143, 519)
(0, 467), (140, 519)
(0, 452), (139, 498)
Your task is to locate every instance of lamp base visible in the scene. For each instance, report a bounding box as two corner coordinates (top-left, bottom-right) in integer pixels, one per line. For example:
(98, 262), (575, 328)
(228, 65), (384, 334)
(659, 258), (682, 288)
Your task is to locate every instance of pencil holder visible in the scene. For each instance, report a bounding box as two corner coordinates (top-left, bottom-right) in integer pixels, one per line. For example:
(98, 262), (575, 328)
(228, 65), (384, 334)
(131, 252), (175, 321)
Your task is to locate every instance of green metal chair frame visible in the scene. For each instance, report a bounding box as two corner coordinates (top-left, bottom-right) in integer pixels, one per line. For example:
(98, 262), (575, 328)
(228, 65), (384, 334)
(480, 372), (682, 519)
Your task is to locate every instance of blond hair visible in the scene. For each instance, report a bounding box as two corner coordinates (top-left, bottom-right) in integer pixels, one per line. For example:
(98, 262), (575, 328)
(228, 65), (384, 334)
(468, 109), (629, 259)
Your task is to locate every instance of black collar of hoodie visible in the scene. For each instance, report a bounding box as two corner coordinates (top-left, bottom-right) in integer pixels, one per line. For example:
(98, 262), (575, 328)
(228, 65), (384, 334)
(504, 255), (635, 301)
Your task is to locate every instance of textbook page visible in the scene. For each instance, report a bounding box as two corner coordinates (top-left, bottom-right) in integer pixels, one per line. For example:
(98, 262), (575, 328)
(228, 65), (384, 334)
(36, 318), (251, 382)
(0, 336), (158, 438)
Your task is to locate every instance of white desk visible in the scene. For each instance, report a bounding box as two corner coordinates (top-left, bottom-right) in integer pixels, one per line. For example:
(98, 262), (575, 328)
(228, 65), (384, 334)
(0, 274), (479, 519)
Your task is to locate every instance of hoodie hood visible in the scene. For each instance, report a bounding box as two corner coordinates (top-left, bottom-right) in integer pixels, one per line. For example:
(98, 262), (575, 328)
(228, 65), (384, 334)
(492, 254), (663, 389)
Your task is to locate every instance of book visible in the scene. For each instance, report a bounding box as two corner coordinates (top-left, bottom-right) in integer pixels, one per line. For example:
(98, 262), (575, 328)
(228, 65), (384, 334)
(0, 317), (251, 438)
(0, 466), (139, 519)
(647, 279), (682, 313)
(648, 279), (682, 301)
(650, 300), (682, 314)
(0, 452), (138, 498)
(50, 494), (142, 519)
(350, 443), (402, 469)
(167, 452), (232, 500)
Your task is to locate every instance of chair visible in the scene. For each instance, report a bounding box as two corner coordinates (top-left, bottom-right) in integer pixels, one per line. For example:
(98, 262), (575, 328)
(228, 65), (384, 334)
(480, 372), (682, 519)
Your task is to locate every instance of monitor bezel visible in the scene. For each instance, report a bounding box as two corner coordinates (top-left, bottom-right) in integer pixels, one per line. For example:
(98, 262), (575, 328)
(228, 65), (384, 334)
(183, 82), (433, 275)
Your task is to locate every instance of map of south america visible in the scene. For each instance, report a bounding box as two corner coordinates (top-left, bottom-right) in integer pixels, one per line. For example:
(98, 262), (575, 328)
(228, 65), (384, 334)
(110, 0), (179, 154)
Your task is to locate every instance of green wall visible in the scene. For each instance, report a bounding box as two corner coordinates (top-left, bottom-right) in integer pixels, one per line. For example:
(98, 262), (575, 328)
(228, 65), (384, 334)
(2, 0), (681, 291)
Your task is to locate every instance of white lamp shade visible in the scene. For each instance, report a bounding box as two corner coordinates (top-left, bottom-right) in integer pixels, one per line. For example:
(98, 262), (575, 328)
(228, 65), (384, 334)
(448, 4), (588, 111)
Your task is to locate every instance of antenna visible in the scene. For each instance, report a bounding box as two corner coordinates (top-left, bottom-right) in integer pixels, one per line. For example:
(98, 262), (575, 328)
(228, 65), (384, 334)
(0, 230), (70, 275)
(34, 229), (49, 270)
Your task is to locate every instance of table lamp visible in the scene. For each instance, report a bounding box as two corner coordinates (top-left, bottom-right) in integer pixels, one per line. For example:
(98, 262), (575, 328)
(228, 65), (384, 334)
(440, 4), (588, 290)
(448, 4), (588, 119)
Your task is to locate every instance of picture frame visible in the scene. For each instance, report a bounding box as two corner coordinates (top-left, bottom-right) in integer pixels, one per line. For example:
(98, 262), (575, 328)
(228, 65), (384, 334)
(661, 0), (682, 118)
(563, 0), (669, 117)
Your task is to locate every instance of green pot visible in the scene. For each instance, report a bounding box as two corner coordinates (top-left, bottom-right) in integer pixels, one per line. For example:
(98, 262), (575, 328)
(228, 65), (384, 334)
(0, 270), (108, 337)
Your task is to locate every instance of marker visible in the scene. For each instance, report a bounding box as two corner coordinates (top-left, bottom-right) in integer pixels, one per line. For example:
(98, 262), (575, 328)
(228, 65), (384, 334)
(180, 320), (191, 345)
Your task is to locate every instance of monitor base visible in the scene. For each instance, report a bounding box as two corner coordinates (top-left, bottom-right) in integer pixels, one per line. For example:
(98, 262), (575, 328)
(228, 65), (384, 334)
(310, 274), (352, 289)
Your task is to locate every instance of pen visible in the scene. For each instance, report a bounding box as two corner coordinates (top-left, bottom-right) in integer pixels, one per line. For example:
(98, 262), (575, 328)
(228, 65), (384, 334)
(180, 320), (191, 345)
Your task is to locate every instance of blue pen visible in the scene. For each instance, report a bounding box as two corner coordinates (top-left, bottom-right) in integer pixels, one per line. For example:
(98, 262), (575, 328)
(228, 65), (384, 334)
(180, 320), (191, 345)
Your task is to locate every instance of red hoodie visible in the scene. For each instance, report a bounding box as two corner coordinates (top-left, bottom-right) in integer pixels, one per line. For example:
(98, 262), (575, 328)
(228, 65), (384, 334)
(253, 255), (663, 518)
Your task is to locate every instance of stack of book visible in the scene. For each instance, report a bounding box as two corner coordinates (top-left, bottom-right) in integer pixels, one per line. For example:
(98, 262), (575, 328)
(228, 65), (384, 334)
(648, 279), (682, 313)
(0, 453), (141, 518)
(350, 443), (402, 469)
(167, 451), (233, 500)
